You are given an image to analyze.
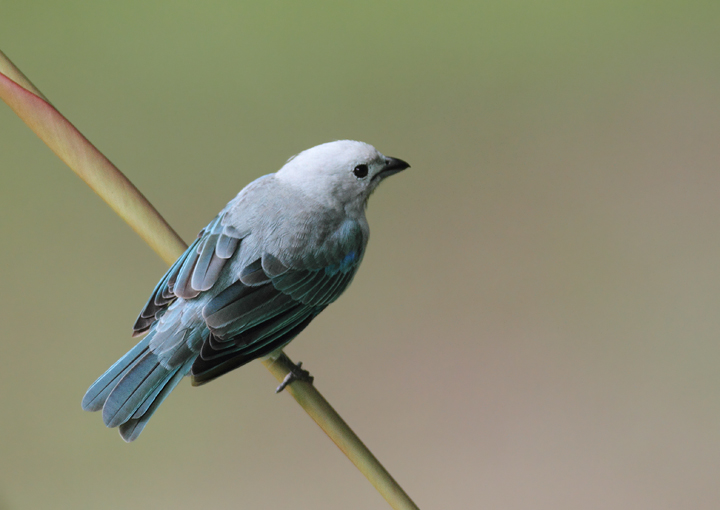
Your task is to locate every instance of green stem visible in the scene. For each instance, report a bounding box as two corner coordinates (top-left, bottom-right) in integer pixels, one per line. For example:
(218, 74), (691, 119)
(0, 49), (419, 510)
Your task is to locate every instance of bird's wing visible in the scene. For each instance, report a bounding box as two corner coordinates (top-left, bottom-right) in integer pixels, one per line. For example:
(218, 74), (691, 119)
(191, 242), (362, 385)
(132, 211), (246, 336)
(132, 173), (365, 384)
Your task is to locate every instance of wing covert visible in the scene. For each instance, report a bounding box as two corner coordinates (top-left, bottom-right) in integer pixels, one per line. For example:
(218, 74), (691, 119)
(191, 248), (360, 384)
(132, 212), (245, 336)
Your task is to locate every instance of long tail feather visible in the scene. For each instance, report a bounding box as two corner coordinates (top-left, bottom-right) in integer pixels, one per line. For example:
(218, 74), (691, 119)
(81, 335), (152, 412)
(118, 359), (193, 442)
(103, 351), (176, 428)
(82, 329), (195, 441)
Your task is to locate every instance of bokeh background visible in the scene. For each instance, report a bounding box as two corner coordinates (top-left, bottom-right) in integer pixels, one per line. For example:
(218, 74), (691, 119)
(1, 2), (720, 509)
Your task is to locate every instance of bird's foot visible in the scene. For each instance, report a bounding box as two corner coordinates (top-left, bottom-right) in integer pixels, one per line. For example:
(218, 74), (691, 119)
(275, 361), (314, 393)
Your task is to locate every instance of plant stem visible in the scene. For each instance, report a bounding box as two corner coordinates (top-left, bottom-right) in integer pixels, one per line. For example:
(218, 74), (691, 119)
(263, 352), (418, 508)
(0, 49), (186, 266)
(0, 50), (419, 510)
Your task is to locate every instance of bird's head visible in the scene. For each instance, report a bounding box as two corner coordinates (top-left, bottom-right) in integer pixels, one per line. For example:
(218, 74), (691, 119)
(276, 140), (409, 214)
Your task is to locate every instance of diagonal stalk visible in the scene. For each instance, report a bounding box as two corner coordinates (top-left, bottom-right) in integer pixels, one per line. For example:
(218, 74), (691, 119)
(0, 49), (419, 510)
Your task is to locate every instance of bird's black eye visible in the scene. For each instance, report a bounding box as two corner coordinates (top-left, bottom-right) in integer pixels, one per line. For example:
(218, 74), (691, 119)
(353, 164), (369, 178)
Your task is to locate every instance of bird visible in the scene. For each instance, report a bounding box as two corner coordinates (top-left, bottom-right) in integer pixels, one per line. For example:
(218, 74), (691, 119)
(81, 140), (409, 442)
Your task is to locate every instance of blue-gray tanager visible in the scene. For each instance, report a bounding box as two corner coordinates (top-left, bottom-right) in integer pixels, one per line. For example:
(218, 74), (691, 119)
(82, 140), (409, 441)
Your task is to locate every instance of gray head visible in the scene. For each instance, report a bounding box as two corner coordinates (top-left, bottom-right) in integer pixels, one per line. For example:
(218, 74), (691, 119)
(276, 140), (409, 214)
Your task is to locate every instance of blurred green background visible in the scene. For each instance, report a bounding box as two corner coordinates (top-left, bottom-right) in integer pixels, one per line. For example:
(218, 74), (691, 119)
(1, 1), (720, 509)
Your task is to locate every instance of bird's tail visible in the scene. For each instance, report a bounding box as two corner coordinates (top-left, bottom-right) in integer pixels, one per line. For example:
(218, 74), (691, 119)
(81, 332), (195, 442)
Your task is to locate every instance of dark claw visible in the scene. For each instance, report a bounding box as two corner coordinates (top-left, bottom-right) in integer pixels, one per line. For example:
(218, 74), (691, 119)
(275, 361), (314, 393)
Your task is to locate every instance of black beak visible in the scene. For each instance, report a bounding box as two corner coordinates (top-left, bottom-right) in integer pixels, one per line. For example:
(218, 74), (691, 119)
(377, 156), (410, 179)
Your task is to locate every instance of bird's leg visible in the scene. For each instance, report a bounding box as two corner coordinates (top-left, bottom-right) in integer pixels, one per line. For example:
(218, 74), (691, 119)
(275, 360), (314, 393)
